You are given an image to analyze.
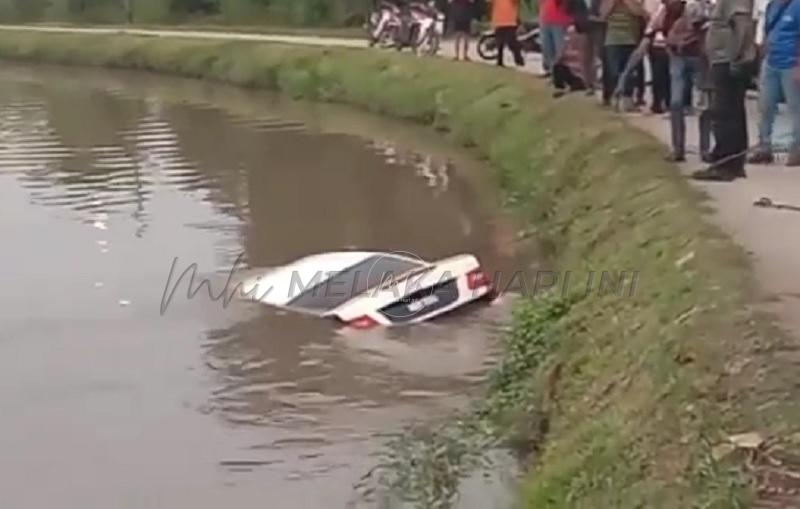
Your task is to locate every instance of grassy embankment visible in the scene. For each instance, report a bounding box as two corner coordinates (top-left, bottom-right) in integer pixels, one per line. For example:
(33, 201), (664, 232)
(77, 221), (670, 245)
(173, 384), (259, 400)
(0, 31), (798, 507)
(17, 21), (366, 39)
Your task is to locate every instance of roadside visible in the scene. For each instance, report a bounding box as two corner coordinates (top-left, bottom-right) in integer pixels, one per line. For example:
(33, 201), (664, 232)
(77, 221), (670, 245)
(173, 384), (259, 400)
(452, 35), (800, 338)
(633, 106), (800, 332)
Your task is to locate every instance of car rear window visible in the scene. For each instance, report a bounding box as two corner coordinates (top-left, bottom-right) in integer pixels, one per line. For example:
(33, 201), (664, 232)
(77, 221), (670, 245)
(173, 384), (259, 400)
(285, 255), (424, 313)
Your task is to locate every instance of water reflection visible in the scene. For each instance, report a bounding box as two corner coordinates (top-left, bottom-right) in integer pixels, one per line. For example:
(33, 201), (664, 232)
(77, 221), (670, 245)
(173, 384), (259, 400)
(0, 65), (522, 507)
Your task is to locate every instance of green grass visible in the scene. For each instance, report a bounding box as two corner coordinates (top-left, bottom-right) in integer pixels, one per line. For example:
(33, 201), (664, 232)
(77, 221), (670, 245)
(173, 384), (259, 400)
(0, 30), (797, 508)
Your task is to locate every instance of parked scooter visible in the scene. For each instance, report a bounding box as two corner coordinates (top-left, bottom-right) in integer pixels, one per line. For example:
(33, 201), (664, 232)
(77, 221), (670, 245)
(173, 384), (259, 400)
(408, 1), (445, 55)
(367, 1), (402, 48)
(366, 1), (444, 55)
(477, 21), (541, 61)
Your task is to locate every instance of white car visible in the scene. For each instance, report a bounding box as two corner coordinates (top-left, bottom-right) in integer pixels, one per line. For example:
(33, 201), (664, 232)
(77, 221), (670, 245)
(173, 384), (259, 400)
(241, 251), (496, 329)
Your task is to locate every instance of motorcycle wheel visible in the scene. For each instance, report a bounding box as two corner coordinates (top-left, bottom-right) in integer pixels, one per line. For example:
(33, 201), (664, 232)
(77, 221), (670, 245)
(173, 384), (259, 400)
(477, 34), (498, 61)
(377, 29), (395, 48)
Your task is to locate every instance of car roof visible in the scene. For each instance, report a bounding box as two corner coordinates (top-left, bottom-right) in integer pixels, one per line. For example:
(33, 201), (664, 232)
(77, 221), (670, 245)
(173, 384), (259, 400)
(285, 253), (427, 313)
(243, 251), (428, 311)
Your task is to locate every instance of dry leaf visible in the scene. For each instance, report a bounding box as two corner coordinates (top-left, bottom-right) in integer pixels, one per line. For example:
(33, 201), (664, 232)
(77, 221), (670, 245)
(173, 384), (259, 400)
(729, 432), (765, 450)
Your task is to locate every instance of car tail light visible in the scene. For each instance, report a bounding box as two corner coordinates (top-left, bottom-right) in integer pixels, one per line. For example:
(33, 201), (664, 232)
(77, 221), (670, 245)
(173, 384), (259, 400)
(466, 268), (492, 290)
(347, 315), (379, 330)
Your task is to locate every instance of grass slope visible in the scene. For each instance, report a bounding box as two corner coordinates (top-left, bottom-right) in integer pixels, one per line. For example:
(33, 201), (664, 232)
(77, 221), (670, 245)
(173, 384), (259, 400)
(0, 31), (798, 507)
(22, 21), (366, 39)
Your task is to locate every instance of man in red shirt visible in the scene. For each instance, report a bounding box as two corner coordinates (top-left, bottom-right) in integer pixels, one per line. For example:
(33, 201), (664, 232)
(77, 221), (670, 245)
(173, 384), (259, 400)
(540, 0), (574, 77)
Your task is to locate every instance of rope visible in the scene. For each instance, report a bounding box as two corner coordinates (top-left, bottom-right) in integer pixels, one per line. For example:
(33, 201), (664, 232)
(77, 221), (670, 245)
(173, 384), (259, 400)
(689, 136), (796, 170)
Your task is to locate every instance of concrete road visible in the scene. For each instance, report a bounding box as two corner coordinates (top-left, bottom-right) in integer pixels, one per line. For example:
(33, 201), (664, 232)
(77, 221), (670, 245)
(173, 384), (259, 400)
(0, 23), (797, 331)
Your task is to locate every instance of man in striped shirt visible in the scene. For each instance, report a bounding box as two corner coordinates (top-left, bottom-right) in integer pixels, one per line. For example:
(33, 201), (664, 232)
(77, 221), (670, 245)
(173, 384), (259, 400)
(599, 0), (650, 109)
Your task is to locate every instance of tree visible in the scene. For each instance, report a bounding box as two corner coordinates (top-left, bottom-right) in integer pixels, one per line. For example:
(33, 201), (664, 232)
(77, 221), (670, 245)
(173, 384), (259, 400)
(0, 0), (378, 24)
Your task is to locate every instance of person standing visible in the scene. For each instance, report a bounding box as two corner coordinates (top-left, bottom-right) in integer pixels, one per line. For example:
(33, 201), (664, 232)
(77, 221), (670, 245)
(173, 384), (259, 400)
(541, 0), (575, 76)
(579, 0), (606, 95)
(450, 0), (476, 60)
(748, 0), (800, 165)
(600, 0), (649, 110)
(634, 6), (649, 107)
(491, 0), (525, 66)
(697, 59), (715, 161)
(665, 0), (706, 161)
(644, 0), (672, 113)
(692, 0), (715, 162)
(692, 0), (756, 180)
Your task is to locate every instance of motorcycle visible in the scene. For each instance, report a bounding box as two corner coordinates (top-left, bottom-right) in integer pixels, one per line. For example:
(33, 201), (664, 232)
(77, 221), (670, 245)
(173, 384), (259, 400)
(366, 1), (444, 56)
(367, 2), (401, 48)
(477, 21), (541, 61)
(408, 2), (445, 56)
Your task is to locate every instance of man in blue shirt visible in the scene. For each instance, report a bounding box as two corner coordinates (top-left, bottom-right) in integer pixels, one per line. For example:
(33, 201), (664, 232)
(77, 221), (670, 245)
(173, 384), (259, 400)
(750, 0), (800, 165)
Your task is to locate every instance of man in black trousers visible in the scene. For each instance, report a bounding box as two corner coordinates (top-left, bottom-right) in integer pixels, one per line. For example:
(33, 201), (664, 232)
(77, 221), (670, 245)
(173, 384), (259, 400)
(491, 0), (526, 67)
(692, 0), (756, 181)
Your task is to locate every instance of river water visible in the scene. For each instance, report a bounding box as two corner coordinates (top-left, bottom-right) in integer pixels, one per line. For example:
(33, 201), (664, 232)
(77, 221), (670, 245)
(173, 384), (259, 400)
(0, 64), (522, 508)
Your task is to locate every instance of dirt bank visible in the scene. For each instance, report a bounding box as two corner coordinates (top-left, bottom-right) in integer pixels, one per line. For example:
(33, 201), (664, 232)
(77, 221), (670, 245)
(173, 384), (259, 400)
(0, 30), (798, 507)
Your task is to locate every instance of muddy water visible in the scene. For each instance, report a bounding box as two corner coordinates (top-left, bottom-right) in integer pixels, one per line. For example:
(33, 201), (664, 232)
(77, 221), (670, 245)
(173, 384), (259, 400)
(0, 64), (523, 508)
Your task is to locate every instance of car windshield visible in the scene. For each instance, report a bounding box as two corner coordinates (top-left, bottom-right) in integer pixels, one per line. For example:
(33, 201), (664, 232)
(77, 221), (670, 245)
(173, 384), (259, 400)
(285, 255), (425, 313)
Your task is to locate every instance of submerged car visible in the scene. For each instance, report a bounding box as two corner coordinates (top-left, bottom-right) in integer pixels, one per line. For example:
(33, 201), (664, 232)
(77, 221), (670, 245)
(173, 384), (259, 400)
(241, 251), (495, 329)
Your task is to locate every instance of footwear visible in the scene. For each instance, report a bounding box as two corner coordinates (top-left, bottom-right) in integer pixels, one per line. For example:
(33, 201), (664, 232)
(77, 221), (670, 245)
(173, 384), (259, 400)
(701, 152), (713, 163)
(690, 166), (745, 182)
(787, 149), (800, 167)
(747, 149), (774, 165)
(552, 89), (566, 98)
(651, 105), (665, 115)
(664, 152), (686, 163)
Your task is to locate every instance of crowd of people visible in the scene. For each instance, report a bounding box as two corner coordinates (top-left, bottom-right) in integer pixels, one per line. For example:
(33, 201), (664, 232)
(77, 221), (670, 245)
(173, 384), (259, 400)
(442, 0), (800, 182)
